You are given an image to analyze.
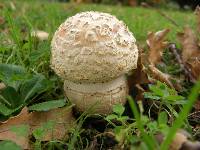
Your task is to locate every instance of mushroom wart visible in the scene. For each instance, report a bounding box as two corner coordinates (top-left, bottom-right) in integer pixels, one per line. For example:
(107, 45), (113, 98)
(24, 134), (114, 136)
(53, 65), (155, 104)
(51, 11), (138, 114)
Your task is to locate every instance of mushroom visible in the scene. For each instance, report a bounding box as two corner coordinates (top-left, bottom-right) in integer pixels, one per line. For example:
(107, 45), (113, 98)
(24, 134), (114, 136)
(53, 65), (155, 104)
(51, 11), (138, 114)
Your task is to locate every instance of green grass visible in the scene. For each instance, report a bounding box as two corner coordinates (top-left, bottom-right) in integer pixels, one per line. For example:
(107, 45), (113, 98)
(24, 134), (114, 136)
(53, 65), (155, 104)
(0, 0), (196, 43)
(0, 0), (196, 72)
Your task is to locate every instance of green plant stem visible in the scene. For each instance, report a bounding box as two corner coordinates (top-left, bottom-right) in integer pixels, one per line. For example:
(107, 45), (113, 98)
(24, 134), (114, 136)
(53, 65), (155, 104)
(161, 80), (200, 150)
(127, 96), (156, 150)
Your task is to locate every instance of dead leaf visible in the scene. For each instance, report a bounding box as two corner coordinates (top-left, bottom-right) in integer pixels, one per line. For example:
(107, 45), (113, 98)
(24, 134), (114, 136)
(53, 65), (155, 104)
(146, 29), (170, 65)
(144, 30), (182, 90)
(127, 52), (150, 87)
(195, 6), (200, 33)
(177, 26), (200, 62)
(177, 26), (200, 80)
(31, 30), (49, 41)
(0, 108), (30, 149)
(127, 50), (150, 101)
(30, 106), (75, 141)
(169, 132), (188, 150)
(0, 17), (5, 25)
(0, 105), (75, 149)
(141, 2), (150, 8)
(0, 82), (5, 90)
(155, 130), (189, 150)
(186, 57), (200, 80)
(181, 141), (200, 150)
(128, 0), (137, 6)
(148, 64), (173, 88)
(168, 43), (196, 83)
(147, 64), (182, 90)
(135, 84), (146, 101)
(194, 100), (200, 111)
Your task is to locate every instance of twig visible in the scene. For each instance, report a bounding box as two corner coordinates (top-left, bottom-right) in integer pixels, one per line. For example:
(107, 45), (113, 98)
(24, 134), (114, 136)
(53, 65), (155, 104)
(141, 2), (179, 27)
(148, 64), (174, 88)
(147, 64), (182, 91)
(168, 43), (196, 83)
(156, 9), (179, 27)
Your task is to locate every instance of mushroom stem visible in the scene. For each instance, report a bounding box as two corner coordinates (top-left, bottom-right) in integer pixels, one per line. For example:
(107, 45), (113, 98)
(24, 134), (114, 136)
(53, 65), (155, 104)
(64, 75), (128, 114)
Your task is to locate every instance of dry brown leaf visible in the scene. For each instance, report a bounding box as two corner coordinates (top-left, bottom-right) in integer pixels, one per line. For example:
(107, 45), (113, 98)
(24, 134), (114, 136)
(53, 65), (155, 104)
(169, 132), (188, 150)
(135, 84), (146, 101)
(177, 26), (199, 62)
(127, 52), (150, 87)
(194, 100), (200, 111)
(177, 26), (200, 80)
(181, 141), (200, 150)
(195, 6), (200, 33)
(31, 30), (49, 41)
(146, 29), (170, 65)
(0, 107), (30, 149)
(127, 50), (150, 101)
(0, 82), (5, 90)
(128, 0), (137, 6)
(168, 43), (196, 83)
(144, 30), (182, 90)
(148, 64), (174, 88)
(30, 106), (75, 141)
(0, 106), (75, 149)
(147, 64), (182, 90)
(155, 130), (188, 150)
(186, 57), (200, 80)
(0, 17), (4, 25)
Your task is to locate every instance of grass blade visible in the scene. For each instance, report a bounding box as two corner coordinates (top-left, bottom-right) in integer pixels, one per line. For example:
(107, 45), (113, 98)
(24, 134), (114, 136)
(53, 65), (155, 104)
(161, 80), (200, 150)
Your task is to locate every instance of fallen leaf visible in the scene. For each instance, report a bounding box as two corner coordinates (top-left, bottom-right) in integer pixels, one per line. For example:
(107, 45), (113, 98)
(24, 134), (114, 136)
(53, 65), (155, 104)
(135, 84), (146, 101)
(177, 26), (199, 62)
(146, 29), (170, 65)
(141, 2), (150, 8)
(148, 64), (174, 88)
(128, 0), (137, 6)
(0, 107), (30, 149)
(31, 30), (49, 41)
(127, 50), (150, 101)
(30, 105), (75, 141)
(127, 52), (150, 87)
(181, 141), (200, 150)
(169, 131), (187, 150)
(155, 130), (190, 150)
(168, 43), (196, 83)
(0, 17), (4, 25)
(0, 82), (6, 90)
(0, 105), (75, 149)
(177, 26), (200, 80)
(186, 57), (200, 80)
(194, 100), (200, 111)
(147, 64), (182, 90)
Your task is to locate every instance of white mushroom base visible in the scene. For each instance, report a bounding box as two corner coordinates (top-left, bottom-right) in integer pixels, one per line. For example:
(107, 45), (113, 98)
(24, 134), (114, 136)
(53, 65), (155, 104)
(64, 75), (128, 114)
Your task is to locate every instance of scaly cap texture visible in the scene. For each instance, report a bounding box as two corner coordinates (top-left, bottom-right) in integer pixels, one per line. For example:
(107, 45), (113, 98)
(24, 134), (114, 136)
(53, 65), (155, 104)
(51, 11), (138, 83)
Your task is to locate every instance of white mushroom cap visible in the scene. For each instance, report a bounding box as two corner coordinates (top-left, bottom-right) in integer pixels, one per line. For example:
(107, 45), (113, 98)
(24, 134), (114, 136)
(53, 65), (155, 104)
(64, 75), (128, 114)
(51, 11), (138, 83)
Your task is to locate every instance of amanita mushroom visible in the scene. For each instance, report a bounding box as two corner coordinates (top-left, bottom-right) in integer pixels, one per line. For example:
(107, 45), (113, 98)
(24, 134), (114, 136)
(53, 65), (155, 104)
(51, 11), (138, 114)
